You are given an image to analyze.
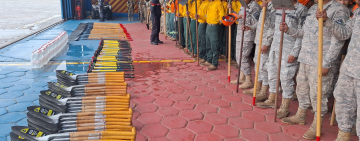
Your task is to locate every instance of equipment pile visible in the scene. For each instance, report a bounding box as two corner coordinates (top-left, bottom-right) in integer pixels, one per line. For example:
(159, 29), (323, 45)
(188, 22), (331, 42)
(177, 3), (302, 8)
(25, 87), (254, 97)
(87, 40), (134, 77)
(9, 70), (136, 141)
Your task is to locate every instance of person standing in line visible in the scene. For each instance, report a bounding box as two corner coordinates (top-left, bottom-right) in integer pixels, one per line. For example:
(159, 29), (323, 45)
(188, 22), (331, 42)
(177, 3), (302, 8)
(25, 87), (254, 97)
(127, 0), (136, 21)
(150, 0), (164, 45)
(231, 0), (261, 89)
(99, 0), (105, 22)
(189, 0), (202, 57)
(318, 0), (360, 139)
(279, 0), (349, 139)
(237, 0), (276, 103)
(219, 0), (228, 59)
(256, 0), (308, 120)
(230, 0), (241, 66)
(197, 0), (210, 64)
(178, 2), (186, 49)
(202, 0), (225, 70)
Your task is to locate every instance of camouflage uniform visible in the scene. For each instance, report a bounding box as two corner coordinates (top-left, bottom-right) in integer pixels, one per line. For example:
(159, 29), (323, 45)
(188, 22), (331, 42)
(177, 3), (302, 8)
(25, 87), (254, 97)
(329, 7), (360, 137)
(127, 0), (135, 21)
(236, 0), (261, 75)
(285, 0), (349, 116)
(327, 8), (351, 98)
(249, 1), (276, 86)
(99, 0), (104, 21)
(267, 3), (307, 98)
(139, 0), (146, 22)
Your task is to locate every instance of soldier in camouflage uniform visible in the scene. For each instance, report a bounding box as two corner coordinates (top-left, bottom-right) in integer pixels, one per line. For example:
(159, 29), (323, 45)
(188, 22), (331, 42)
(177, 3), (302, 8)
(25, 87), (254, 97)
(237, 0), (275, 103)
(279, 0), (350, 139)
(127, 0), (136, 21)
(139, 0), (145, 22)
(233, 0), (261, 89)
(318, 3), (360, 140)
(99, 0), (105, 22)
(257, 1), (308, 119)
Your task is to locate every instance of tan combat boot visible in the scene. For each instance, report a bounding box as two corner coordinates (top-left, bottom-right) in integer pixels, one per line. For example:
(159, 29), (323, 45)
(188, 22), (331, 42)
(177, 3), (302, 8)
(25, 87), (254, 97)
(230, 60), (237, 66)
(230, 71), (246, 84)
(201, 61), (211, 66)
(207, 65), (217, 71)
(335, 130), (351, 141)
(351, 126), (356, 135)
(256, 92), (275, 108)
(303, 117), (323, 140)
(281, 107), (307, 125)
(256, 85), (269, 102)
(243, 81), (262, 95)
(291, 91), (298, 101)
(276, 98), (291, 119)
(238, 74), (254, 89)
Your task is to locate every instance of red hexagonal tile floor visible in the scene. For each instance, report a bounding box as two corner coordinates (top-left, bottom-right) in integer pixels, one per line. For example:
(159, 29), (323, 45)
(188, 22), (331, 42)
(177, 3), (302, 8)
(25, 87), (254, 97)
(124, 23), (345, 140)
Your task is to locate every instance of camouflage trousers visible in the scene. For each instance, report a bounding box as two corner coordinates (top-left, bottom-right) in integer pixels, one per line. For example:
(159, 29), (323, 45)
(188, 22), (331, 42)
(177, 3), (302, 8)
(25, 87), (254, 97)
(128, 9), (134, 19)
(236, 41), (254, 75)
(327, 55), (341, 97)
(268, 50), (299, 98)
(334, 73), (360, 134)
(296, 63), (336, 116)
(253, 44), (269, 85)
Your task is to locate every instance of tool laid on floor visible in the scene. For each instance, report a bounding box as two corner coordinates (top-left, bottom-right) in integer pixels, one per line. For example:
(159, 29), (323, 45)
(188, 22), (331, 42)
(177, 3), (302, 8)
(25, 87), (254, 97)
(88, 40), (135, 76)
(9, 69), (136, 140)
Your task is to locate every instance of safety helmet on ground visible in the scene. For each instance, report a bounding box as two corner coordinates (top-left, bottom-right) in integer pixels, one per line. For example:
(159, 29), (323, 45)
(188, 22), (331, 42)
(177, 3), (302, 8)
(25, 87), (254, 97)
(222, 13), (238, 26)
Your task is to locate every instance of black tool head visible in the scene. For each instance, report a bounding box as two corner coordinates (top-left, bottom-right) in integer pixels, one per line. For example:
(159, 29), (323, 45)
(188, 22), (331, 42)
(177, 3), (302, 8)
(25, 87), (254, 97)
(26, 112), (58, 130)
(27, 106), (59, 124)
(11, 126), (47, 141)
(10, 132), (29, 141)
(27, 119), (58, 134)
(39, 97), (67, 113)
(272, 0), (295, 9)
(56, 70), (77, 79)
(27, 115), (58, 134)
(239, 0), (249, 8)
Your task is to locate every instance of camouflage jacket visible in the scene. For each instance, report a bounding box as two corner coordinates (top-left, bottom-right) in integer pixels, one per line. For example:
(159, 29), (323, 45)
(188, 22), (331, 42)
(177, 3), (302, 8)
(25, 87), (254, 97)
(271, 3), (308, 57)
(285, 0), (349, 68)
(330, 8), (360, 79)
(127, 0), (135, 10)
(236, 0), (262, 42)
(250, 1), (276, 47)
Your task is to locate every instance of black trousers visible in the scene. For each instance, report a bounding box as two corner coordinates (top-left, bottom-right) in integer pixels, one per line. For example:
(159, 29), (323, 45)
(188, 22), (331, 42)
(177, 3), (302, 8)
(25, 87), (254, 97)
(150, 16), (161, 42)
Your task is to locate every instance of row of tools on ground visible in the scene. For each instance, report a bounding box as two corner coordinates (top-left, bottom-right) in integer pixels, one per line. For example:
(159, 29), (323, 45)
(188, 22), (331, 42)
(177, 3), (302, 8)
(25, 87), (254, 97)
(10, 70), (135, 141)
(87, 40), (134, 78)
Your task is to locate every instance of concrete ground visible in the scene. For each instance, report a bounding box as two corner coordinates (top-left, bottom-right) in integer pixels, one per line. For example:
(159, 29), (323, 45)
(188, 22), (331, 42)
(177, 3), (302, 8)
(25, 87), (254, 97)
(0, 0), (62, 48)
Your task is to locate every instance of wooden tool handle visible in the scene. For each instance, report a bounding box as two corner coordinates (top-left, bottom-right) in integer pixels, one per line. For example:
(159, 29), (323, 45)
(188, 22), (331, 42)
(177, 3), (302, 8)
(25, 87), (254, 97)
(76, 118), (131, 124)
(252, 6), (267, 105)
(77, 121), (131, 127)
(70, 131), (102, 137)
(101, 135), (135, 140)
(81, 95), (129, 100)
(84, 92), (127, 96)
(81, 104), (129, 110)
(75, 115), (132, 120)
(80, 102), (129, 106)
(76, 110), (132, 117)
(81, 99), (129, 104)
(81, 108), (129, 112)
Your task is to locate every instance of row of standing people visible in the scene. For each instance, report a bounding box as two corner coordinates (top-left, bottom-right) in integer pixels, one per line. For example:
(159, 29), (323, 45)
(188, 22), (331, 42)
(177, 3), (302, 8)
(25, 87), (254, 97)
(152, 0), (359, 139)
(232, 0), (358, 140)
